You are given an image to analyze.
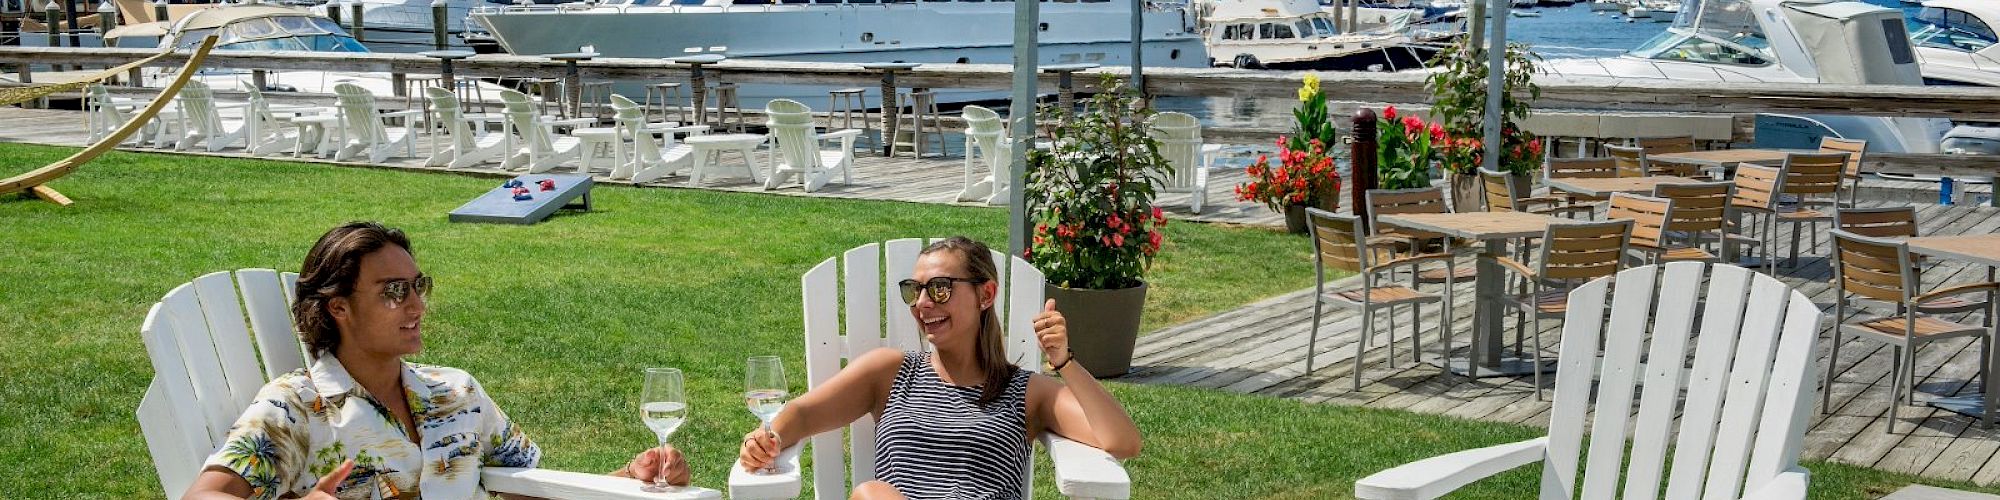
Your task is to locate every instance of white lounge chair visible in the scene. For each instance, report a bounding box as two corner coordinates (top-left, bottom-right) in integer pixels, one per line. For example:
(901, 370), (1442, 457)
(173, 81), (254, 152)
(728, 238), (1132, 500)
(331, 83), (421, 163)
(84, 83), (156, 146)
(424, 86), (511, 169)
(1147, 112), (1221, 213)
(137, 269), (721, 499)
(762, 99), (860, 192)
(609, 94), (709, 182)
(957, 105), (1007, 203)
(1355, 262), (1822, 500)
(498, 89), (593, 174)
(241, 87), (318, 157)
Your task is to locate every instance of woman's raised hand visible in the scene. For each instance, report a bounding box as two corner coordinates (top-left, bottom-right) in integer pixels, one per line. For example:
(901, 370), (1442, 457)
(1033, 299), (1072, 368)
(738, 426), (782, 471)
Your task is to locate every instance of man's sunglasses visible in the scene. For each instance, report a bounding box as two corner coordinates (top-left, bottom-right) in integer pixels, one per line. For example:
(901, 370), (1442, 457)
(897, 277), (988, 305)
(375, 275), (432, 309)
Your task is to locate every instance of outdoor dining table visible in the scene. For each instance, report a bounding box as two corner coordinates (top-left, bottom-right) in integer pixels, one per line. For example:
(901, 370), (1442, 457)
(1903, 233), (2000, 425)
(1544, 175), (1701, 198)
(1647, 148), (1810, 175)
(1373, 211), (1565, 378)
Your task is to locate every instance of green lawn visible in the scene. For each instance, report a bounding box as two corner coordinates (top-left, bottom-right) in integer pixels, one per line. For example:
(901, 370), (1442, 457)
(1, 143), (1991, 499)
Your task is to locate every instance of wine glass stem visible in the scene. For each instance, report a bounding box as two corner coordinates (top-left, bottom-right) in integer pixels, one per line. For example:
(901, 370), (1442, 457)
(656, 436), (674, 490)
(759, 420), (776, 474)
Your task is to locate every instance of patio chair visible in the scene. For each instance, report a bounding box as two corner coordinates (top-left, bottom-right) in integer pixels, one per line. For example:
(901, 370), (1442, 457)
(614, 94), (709, 182)
(1727, 164), (1785, 275)
(1834, 207), (1986, 316)
(174, 80), (251, 152)
(424, 86), (510, 169)
(1148, 112), (1223, 213)
(727, 239), (1132, 500)
(1650, 183), (1735, 263)
(331, 83), (421, 163)
(1635, 135), (1698, 154)
(1365, 187), (1478, 284)
(498, 89), (593, 173)
(1479, 168), (1592, 219)
(241, 88), (314, 158)
(84, 83), (156, 146)
(1828, 230), (1997, 431)
(1603, 144), (1651, 178)
(1771, 152), (1850, 269)
(763, 99), (861, 192)
(137, 269), (718, 499)
(1357, 262), (1824, 500)
(1305, 208), (1452, 390)
(1491, 218), (1633, 399)
(1819, 137), (1868, 207)
(957, 105), (1006, 203)
(1544, 156), (1618, 207)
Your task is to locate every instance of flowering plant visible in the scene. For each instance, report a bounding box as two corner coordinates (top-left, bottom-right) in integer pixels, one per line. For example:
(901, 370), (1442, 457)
(1024, 75), (1169, 290)
(1424, 40), (1544, 175)
(1376, 106), (1439, 190)
(1236, 74), (1343, 212)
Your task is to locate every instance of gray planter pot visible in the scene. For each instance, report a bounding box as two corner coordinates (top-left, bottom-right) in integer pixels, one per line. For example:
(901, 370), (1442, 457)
(1448, 173), (1482, 213)
(1045, 281), (1148, 378)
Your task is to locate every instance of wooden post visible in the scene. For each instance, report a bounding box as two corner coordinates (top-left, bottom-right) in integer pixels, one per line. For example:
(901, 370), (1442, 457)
(879, 69), (897, 156)
(62, 0), (77, 52)
(327, 1), (341, 27)
(93, 0), (111, 48)
(349, 2), (365, 42)
(430, 0), (447, 50)
(43, 3), (60, 71)
(391, 72), (406, 98)
(150, 0), (164, 25)
(252, 69), (267, 91)
(1350, 108), (1377, 223)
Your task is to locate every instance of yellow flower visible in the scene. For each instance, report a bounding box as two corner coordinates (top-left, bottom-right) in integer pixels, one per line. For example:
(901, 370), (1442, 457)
(1302, 73), (1321, 94)
(1298, 87), (1312, 102)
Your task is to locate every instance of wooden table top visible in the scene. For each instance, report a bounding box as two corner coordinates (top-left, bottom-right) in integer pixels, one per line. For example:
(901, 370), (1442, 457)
(1907, 234), (2000, 267)
(1545, 176), (1700, 197)
(1647, 148), (1808, 168)
(1375, 212), (1563, 240)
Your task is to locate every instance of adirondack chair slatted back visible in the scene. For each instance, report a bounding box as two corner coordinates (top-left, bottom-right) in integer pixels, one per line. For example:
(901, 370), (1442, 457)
(428, 86), (476, 151)
(500, 89), (556, 153)
(1608, 193), (1675, 250)
(800, 239), (1045, 497)
(1535, 219), (1632, 282)
(964, 105), (1004, 137)
(1835, 206), (1918, 238)
(1147, 112), (1201, 190)
(334, 83), (393, 145)
(1546, 157), (1619, 180)
(609, 94), (666, 164)
(1545, 262), (1821, 500)
(139, 269), (303, 496)
(767, 99), (825, 172)
(1653, 181), (1732, 235)
(1603, 144), (1648, 178)
(178, 80), (226, 140)
(1730, 164), (1783, 212)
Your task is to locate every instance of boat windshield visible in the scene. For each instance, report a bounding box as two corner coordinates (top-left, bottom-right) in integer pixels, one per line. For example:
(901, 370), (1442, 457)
(1628, 29), (1770, 65)
(178, 15), (370, 52)
(1666, 0), (1768, 49)
(1908, 6), (1997, 52)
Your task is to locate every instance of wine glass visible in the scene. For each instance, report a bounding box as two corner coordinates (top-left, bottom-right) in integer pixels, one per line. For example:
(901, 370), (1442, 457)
(744, 355), (789, 474)
(639, 367), (687, 492)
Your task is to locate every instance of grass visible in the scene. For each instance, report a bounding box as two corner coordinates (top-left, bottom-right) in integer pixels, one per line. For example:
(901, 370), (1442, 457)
(0, 142), (1992, 499)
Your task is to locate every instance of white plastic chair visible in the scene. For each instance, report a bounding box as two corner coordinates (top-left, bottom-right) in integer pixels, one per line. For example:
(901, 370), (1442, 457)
(424, 86), (510, 169)
(331, 83), (421, 163)
(1146, 112), (1221, 213)
(241, 87), (315, 157)
(727, 238), (1132, 500)
(957, 105), (1007, 203)
(610, 94), (709, 182)
(763, 99), (861, 192)
(84, 83), (156, 146)
(498, 89), (592, 174)
(137, 269), (720, 499)
(1355, 262), (1823, 500)
(173, 80), (254, 152)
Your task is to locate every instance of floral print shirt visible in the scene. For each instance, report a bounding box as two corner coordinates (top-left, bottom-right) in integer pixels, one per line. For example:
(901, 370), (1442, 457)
(202, 356), (540, 499)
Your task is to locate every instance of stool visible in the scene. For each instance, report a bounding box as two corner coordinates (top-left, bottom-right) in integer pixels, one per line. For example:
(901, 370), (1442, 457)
(892, 89), (945, 158)
(562, 79), (613, 121)
(829, 87), (871, 146)
(709, 83), (747, 133)
(521, 78), (564, 118)
(645, 82), (689, 124)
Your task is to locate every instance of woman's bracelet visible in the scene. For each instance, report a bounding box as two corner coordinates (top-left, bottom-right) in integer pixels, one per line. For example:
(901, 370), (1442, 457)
(1051, 347), (1076, 371)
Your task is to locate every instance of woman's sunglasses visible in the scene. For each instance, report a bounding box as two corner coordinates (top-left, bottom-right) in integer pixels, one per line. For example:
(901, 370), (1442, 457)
(897, 277), (988, 305)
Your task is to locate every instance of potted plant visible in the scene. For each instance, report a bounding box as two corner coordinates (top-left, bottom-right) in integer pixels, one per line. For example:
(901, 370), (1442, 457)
(1423, 40), (1543, 211)
(1376, 105), (1442, 191)
(1024, 75), (1171, 378)
(1236, 74), (1343, 234)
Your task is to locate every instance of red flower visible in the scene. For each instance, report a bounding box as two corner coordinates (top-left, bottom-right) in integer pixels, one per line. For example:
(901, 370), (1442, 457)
(1528, 138), (1544, 156)
(1148, 230), (1163, 248)
(1101, 235), (1114, 247)
(1064, 242), (1074, 252)
(1428, 122), (1446, 142)
(1034, 235), (1046, 246)
(1384, 105), (1398, 120)
(1152, 206), (1164, 221)
(1112, 234), (1125, 247)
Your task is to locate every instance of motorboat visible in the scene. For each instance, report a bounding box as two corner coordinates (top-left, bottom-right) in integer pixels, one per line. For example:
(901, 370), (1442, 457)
(309, 0), (485, 53)
(1205, 0), (1447, 71)
(1541, 0), (1948, 153)
(121, 3), (496, 97)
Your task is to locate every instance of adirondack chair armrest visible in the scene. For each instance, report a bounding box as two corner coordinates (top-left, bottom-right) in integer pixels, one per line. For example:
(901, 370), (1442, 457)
(481, 467), (721, 499)
(1042, 432), (1131, 500)
(726, 442), (804, 500)
(1739, 468), (1809, 500)
(543, 117), (597, 129)
(1353, 437), (1548, 500)
(820, 128), (864, 151)
(647, 124), (710, 136)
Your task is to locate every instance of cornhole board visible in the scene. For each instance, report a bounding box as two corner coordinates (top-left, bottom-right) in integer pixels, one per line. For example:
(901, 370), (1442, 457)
(448, 174), (593, 225)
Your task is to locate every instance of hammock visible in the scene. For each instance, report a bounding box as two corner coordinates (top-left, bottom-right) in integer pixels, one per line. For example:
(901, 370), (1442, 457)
(0, 45), (178, 107)
(1, 35), (218, 206)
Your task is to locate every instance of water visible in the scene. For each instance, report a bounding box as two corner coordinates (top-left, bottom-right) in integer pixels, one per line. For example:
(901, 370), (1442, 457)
(745, 389), (788, 421)
(642, 401), (688, 437)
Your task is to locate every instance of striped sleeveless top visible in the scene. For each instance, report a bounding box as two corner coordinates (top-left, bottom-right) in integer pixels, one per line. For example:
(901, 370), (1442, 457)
(874, 350), (1034, 500)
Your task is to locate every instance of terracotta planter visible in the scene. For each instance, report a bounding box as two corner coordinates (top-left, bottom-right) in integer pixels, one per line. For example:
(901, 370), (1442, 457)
(1045, 281), (1148, 378)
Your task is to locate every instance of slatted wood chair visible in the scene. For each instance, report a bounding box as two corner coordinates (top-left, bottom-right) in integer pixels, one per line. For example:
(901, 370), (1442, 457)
(1828, 230), (1997, 431)
(1603, 144), (1651, 178)
(139, 269), (719, 498)
(1635, 135), (1698, 154)
(1545, 157), (1619, 208)
(1819, 137), (1868, 207)
(764, 98), (862, 192)
(1651, 181), (1735, 262)
(727, 239), (1131, 500)
(957, 105), (1007, 203)
(1609, 192), (1714, 265)
(1479, 168), (1592, 219)
(1358, 262), (1824, 500)
(1727, 164), (1785, 275)
(1834, 207), (1993, 322)
(1772, 152), (1850, 269)
(331, 83), (422, 164)
(1366, 187), (1480, 285)
(1492, 219), (1634, 399)
(1306, 208), (1454, 390)
(423, 86), (511, 169)
(174, 80), (251, 153)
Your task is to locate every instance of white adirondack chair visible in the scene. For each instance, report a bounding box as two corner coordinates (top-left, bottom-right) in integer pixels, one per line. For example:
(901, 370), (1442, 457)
(424, 86), (510, 169)
(138, 269), (721, 499)
(763, 99), (861, 192)
(1355, 262), (1823, 500)
(331, 83), (422, 163)
(241, 87), (316, 157)
(1146, 112), (1221, 214)
(957, 105), (1007, 203)
(498, 89), (593, 174)
(84, 83), (157, 146)
(611, 94), (709, 182)
(728, 238), (1132, 500)
(173, 80), (254, 152)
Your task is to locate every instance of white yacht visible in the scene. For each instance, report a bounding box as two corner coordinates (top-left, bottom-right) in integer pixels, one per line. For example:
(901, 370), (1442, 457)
(309, 0), (484, 53)
(1541, 0), (1948, 153)
(1204, 0), (1442, 71)
(1904, 0), (2000, 87)
(134, 4), (497, 96)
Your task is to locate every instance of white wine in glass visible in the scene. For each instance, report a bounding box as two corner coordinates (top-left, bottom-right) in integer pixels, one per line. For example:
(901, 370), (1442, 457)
(640, 367), (687, 492)
(745, 355), (788, 473)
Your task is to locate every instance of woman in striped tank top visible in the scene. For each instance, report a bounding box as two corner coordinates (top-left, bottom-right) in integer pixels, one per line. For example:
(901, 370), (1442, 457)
(737, 237), (1142, 499)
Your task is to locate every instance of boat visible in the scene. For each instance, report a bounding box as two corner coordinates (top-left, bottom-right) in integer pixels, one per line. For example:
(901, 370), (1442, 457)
(467, 0), (1208, 106)
(1644, 0), (1677, 21)
(308, 0), (483, 53)
(1590, 0), (1622, 11)
(1511, 10), (1541, 16)
(1205, 0), (1447, 71)
(1540, 0), (1948, 153)
(1623, 5), (1651, 18)
(116, 3), (497, 97)
(1512, 0), (1537, 7)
